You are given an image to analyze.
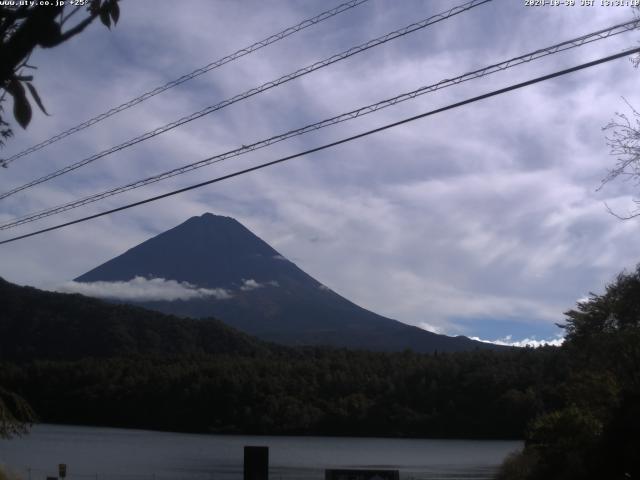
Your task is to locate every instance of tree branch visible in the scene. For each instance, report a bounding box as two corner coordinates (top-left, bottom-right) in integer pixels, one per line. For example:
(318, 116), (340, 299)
(54, 15), (96, 45)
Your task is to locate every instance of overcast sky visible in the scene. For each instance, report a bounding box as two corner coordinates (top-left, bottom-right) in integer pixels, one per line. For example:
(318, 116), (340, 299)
(1, 0), (639, 345)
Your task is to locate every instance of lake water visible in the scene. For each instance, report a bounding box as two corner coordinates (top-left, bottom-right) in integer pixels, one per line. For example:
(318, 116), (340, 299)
(0, 424), (521, 480)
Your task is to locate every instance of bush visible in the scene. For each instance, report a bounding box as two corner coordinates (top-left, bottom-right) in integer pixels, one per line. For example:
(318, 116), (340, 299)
(0, 466), (23, 480)
(494, 450), (539, 480)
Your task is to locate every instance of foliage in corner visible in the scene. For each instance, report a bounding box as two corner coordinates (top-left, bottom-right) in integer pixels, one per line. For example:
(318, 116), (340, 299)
(563, 265), (640, 341)
(601, 103), (640, 219)
(0, 386), (36, 439)
(496, 265), (640, 480)
(0, 0), (119, 154)
(0, 465), (24, 480)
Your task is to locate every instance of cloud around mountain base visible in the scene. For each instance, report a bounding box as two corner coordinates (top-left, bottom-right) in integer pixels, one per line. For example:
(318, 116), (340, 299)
(57, 276), (233, 302)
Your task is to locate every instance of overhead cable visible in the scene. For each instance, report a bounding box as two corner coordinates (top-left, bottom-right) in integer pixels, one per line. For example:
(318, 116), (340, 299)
(2, 18), (638, 230)
(0, 0), (371, 167)
(1, 46), (638, 246)
(0, 0), (491, 199)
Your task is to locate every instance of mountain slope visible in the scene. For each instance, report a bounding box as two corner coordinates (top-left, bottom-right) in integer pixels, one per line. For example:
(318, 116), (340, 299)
(76, 213), (500, 353)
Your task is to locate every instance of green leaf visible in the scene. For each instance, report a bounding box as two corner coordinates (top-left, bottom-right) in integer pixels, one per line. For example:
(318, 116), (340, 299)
(26, 83), (49, 116)
(110, 1), (120, 25)
(6, 79), (32, 129)
(100, 7), (111, 28)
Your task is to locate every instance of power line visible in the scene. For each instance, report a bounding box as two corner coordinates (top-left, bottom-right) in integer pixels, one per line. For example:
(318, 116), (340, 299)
(1, 46), (638, 246)
(0, 0), (371, 168)
(0, 0), (491, 200)
(2, 18), (638, 231)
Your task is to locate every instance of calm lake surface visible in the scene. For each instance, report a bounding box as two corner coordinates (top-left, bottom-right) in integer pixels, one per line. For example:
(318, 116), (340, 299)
(0, 424), (521, 480)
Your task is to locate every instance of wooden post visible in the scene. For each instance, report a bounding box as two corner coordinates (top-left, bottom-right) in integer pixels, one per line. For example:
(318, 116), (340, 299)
(244, 446), (268, 480)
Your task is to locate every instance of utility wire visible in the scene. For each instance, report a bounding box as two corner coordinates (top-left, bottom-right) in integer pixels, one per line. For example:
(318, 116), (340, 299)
(2, 18), (638, 230)
(1, 46), (638, 246)
(0, 0), (491, 200)
(0, 0), (371, 168)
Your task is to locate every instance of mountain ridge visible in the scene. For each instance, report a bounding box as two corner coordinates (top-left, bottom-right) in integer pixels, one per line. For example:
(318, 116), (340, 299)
(76, 213), (503, 353)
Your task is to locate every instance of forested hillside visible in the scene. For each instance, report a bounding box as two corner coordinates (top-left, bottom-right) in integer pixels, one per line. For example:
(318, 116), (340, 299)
(0, 277), (563, 439)
(1, 348), (564, 439)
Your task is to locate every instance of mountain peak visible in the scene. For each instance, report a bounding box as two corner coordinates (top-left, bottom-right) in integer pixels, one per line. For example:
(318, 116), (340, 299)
(76, 213), (288, 288)
(196, 212), (235, 222)
(183, 212), (241, 228)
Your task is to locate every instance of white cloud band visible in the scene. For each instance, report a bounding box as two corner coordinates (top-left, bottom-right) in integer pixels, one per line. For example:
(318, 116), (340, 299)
(57, 276), (232, 302)
(469, 335), (565, 348)
(240, 278), (279, 291)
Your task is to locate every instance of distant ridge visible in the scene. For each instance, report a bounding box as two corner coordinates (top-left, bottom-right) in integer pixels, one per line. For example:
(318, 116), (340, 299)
(76, 213), (502, 353)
